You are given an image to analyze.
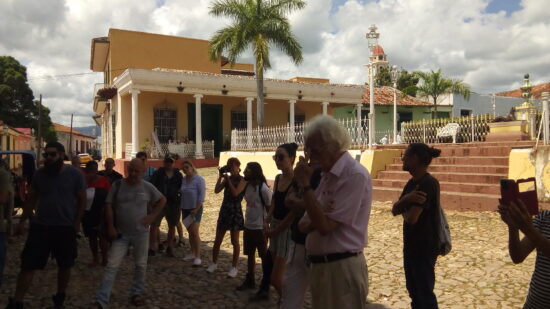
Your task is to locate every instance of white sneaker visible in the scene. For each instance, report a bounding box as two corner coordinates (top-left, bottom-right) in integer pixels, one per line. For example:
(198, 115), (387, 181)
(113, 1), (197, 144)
(227, 267), (238, 278)
(193, 258), (202, 266)
(183, 254), (194, 261)
(206, 263), (217, 273)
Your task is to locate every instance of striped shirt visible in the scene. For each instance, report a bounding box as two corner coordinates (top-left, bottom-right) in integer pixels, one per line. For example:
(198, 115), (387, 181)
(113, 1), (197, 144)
(524, 210), (550, 309)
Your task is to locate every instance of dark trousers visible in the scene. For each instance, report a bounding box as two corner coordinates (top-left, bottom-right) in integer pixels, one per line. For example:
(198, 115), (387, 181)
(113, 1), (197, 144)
(404, 253), (439, 309)
(259, 249), (274, 291)
(0, 232), (6, 287)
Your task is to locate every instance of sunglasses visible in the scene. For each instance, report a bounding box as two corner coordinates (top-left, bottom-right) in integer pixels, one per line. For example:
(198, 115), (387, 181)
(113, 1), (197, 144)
(272, 154), (286, 161)
(42, 151), (58, 159)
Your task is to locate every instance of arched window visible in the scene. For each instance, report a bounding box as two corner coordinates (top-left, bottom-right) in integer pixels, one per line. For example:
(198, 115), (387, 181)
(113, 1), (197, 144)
(154, 107), (177, 143)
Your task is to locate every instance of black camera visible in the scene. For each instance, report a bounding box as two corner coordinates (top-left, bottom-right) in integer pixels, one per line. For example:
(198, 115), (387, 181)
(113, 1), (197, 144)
(219, 165), (231, 176)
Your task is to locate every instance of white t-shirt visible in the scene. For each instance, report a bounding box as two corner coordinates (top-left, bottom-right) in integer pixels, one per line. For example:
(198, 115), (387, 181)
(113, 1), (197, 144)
(244, 183), (272, 230)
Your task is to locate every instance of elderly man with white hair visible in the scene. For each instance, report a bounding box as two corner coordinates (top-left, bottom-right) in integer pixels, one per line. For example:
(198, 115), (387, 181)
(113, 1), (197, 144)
(294, 115), (372, 309)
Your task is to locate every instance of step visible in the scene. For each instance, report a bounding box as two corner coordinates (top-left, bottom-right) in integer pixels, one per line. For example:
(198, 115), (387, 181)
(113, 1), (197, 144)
(392, 156), (509, 166)
(385, 164), (508, 174)
(372, 179), (501, 195)
(373, 187), (501, 211)
(376, 141), (535, 150)
(377, 171), (505, 184)
(439, 146), (514, 157)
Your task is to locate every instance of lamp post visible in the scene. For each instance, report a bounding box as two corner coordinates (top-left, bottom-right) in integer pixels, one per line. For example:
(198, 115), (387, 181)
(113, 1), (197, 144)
(366, 24), (380, 148)
(391, 65), (399, 144)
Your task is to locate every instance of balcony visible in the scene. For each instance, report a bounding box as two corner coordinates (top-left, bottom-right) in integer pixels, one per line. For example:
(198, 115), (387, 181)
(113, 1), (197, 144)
(93, 83), (111, 114)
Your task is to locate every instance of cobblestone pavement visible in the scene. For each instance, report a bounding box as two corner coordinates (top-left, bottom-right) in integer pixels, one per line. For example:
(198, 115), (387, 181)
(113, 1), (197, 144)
(0, 167), (535, 308)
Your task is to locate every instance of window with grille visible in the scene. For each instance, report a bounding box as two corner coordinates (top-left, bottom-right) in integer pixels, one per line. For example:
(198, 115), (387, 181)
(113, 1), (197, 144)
(154, 108), (177, 143)
(231, 111), (247, 130)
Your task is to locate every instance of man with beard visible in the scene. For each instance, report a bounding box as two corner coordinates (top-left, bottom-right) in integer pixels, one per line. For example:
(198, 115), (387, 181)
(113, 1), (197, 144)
(7, 141), (86, 309)
(98, 158), (123, 185)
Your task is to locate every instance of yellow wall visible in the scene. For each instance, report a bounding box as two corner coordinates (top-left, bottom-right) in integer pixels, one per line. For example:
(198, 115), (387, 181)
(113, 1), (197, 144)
(360, 148), (403, 179)
(289, 77), (330, 84)
(108, 29), (222, 83)
(508, 149), (535, 180)
(223, 62), (254, 72)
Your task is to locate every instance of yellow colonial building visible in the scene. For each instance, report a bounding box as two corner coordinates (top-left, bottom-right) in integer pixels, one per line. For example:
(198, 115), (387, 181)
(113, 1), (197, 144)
(91, 29), (369, 160)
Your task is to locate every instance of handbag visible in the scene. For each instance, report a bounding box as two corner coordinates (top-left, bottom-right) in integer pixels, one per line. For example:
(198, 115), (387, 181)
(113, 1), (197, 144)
(435, 181), (452, 256)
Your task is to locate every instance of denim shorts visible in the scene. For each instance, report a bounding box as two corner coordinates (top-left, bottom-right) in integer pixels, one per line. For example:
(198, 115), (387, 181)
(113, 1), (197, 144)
(182, 207), (203, 223)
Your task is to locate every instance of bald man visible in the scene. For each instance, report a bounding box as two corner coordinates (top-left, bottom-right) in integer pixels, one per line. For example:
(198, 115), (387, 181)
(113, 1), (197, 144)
(98, 158), (123, 185)
(93, 158), (166, 308)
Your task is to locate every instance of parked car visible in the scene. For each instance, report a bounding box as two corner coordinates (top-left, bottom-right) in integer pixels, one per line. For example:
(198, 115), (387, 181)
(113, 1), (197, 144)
(78, 153), (92, 164)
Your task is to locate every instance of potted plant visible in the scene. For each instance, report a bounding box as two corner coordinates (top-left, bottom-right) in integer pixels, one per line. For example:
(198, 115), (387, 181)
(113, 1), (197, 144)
(97, 87), (117, 100)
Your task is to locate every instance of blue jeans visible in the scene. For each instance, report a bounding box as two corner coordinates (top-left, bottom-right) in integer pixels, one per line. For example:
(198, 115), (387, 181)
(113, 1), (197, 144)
(95, 232), (149, 308)
(404, 253), (439, 309)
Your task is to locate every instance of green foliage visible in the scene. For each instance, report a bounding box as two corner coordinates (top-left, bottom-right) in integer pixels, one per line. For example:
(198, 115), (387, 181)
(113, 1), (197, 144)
(208, 0), (305, 126)
(374, 67), (420, 97)
(414, 69), (471, 119)
(0, 56), (56, 142)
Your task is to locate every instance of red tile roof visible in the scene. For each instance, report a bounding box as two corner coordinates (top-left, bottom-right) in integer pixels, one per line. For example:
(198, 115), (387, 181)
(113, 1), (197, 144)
(373, 45), (385, 55)
(362, 86), (432, 106)
(53, 123), (94, 139)
(496, 82), (550, 99)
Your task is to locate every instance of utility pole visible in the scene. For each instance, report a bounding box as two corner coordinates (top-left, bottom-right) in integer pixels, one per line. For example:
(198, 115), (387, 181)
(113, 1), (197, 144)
(37, 94), (42, 159)
(68, 114), (74, 158)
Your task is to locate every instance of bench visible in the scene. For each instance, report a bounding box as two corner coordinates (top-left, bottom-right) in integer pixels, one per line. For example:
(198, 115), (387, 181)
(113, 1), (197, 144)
(436, 123), (460, 143)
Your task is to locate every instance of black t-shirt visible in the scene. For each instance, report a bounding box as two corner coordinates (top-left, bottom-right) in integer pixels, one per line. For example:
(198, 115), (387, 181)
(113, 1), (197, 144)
(291, 169), (323, 245)
(400, 173), (439, 257)
(98, 170), (123, 185)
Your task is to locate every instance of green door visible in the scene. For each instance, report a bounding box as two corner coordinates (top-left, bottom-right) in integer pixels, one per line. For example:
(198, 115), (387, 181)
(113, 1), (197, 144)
(188, 103), (223, 157)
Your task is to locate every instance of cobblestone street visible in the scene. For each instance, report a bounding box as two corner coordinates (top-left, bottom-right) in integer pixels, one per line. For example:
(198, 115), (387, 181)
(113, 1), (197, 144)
(0, 167), (535, 308)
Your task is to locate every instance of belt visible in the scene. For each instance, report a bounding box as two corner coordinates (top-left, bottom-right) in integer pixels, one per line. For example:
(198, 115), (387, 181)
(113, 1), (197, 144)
(308, 252), (359, 264)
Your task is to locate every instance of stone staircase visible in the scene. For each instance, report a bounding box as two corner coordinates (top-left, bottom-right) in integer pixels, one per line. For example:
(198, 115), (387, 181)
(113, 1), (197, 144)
(372, 141), (535, 211)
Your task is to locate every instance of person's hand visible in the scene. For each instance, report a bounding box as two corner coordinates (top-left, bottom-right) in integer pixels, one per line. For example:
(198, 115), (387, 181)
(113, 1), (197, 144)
(403, 188), (427, 205)
(107, 224), (118, 240)
(264, 229), (273, 238)
(294, 156), (312, 188)
(498, 201), (517, 229)
(191, 207), (199, 216)
(141, 215), (155, 227)
(508, 200), (534, 233)
(285, 188), (304, 211)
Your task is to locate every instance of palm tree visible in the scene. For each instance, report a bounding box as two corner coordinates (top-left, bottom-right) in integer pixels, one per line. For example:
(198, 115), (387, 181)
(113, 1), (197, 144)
(209, 0), (305, 127)
(415, 69), (471, 119)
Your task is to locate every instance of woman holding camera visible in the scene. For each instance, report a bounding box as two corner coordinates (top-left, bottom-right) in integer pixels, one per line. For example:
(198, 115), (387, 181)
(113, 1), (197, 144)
(208, 158), (247, 278)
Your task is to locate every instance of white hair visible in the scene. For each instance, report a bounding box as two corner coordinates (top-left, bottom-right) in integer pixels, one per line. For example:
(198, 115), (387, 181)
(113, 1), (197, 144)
(304, 115), (351, 152)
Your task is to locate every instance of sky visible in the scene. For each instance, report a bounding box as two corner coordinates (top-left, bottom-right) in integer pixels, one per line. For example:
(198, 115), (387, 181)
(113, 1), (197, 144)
(1, 0), (548, 127)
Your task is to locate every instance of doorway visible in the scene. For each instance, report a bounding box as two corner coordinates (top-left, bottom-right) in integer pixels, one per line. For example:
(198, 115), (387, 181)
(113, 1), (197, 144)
(188, 103), (223, 157)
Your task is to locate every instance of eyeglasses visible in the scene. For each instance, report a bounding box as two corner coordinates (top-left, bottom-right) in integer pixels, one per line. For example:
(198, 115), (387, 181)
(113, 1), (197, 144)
(273, 154), (286, 161)
(42, 151), (58, 159)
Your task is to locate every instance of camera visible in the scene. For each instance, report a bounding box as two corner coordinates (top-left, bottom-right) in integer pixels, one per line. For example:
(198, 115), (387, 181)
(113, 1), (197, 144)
(219, 165), (231, 176)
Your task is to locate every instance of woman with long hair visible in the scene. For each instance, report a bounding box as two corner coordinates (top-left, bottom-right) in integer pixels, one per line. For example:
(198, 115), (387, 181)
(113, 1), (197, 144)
(237, 162), (272, 291)
(180, 159), (206, 266)
(392, 143), (442, 309)
(208, 158), (247, 278)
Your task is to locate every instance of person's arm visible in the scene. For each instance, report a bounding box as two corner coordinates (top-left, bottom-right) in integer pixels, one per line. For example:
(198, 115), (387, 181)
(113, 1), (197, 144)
(300, 189), (340, 235)
(392, 186), (426, 216)
(298, 214), (314, 234)
(266, 176), (279, 219)
(74, 189), (86, 233)
(508, 201), (550, 259)
(498, 202), (536, 263)
(226, 177), (247, 197)
(192, 177), (205, 216)
(143, 195), (167, 226)
(214, 175), (225, 194)
(19, 187), (37, 225)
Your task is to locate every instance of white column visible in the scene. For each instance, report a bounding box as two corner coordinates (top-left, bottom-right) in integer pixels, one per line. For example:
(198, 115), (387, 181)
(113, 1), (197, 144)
(246, 97), (254, 148)
(369, 63), (376, 147)
(356, 103), (363, 143)
(543, 92), (549, 145)
(194, 94), (204, 159)
(322, 102), (329, 116)
(289, 100), (296, 142)
(392, 82), (398, 144)
(130, 89), (140, 158)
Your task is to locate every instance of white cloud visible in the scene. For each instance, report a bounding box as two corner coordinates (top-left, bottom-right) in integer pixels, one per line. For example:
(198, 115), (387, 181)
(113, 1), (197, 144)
(1, 0), (549, 126)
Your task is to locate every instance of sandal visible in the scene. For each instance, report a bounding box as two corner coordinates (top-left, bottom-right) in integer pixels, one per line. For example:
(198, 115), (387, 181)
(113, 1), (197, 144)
(131, 294), (145, 307)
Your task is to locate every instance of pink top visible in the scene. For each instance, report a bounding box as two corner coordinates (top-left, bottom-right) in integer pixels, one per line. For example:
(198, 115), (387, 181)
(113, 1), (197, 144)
(304, 152), (372, 255)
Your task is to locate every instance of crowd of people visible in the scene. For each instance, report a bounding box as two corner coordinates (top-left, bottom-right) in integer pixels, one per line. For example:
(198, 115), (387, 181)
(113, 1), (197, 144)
(0, 114), (549, 308)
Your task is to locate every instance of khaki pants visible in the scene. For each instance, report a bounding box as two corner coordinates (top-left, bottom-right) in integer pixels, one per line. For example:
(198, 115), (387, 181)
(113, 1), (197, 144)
(309, 253), (369, 309)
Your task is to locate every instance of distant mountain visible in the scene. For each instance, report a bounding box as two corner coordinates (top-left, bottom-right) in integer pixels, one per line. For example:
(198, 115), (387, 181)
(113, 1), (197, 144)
(75, 125), (101, 137)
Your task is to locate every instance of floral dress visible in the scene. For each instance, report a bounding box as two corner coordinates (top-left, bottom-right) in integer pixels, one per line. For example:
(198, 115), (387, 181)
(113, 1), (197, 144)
(216, 175), (245, 231)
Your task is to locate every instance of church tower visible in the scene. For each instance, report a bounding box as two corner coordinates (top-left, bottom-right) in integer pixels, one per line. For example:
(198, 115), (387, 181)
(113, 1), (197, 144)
(370, 44), (389, 79)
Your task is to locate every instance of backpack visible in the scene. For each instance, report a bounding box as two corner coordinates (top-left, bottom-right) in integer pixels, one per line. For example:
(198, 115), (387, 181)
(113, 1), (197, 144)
(435, 181), (452, 256)
(244, 182), (268, 208)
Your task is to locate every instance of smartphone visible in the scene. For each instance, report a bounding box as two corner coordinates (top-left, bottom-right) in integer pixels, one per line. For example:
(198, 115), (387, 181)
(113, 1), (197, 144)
(500, 178), (539, 216)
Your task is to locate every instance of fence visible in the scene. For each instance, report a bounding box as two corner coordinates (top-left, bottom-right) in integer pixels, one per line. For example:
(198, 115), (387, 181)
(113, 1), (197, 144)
(230, 118), (398, 151)
(401, 114), (496, 144)
(126, 141), (215, 159)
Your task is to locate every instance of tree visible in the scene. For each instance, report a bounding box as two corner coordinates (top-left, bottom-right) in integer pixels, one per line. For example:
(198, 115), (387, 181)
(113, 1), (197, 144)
(209, 0), (305, 127)
(0, 56), (56, 142)
(414, 69), (471, 119)
(374, 67), (420, 97)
